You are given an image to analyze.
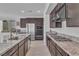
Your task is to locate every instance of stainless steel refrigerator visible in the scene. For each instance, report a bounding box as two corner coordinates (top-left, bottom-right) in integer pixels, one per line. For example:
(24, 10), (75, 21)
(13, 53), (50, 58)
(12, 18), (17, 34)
(26, 23), (35, 40)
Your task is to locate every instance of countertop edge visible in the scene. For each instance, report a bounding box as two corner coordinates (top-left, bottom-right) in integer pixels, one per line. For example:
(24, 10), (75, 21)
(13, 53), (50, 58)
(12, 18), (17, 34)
(0, 34), (30, 56)
(46, 33), (72, 56)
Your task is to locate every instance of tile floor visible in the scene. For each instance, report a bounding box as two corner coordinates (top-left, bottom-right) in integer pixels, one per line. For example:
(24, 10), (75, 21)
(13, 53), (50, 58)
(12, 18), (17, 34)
(26, 40), (51, 56)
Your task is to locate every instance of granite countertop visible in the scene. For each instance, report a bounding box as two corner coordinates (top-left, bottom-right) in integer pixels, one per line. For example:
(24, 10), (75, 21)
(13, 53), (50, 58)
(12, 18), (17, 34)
(0, 33), (30, 56)
(47, 33), (79, 56)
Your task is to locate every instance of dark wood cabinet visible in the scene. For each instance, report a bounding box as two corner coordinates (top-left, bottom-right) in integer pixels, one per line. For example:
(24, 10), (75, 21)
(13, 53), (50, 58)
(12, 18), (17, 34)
(20, 18), (43, 40)
(46, 36), (56, 56)
(50, 3), (79, 27)
(12, 50), (19, 56)
(46, 34), (69, 56)
(56, 49), (62, 56)
(50, 3), (66, 28)
(25, 37), (28, 54)
(66, 3), (79, 27)
(19, 40), (25, 56)
(19, 44), (24, 56)
(50, 42), (56, 56)
(56, 44), (69, 56)
(3, 20), (9, 32)
(51, 3), (79, 27)
(2, 45), (19, 56)
(24, 35), (31, 55)
(2, 35), (30, 56)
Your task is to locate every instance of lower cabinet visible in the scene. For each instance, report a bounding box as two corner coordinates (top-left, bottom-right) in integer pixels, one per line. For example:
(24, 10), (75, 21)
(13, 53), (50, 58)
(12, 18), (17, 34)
(2, 35), (30, 56)
(46, 35), (69, 56)
(25, 37), (28, 55)
(46, 36), (50, 49)
(50, 42), (56, 56)
(2, 45), (19, 56)
(19, 40), (25, 56)
(56, 49), (62, 56)
(56, 44), (69, 56)
(12, 50), (19, 56)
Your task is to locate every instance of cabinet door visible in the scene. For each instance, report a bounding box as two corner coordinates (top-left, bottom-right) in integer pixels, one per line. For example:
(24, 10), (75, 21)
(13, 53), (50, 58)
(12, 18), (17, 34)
(50, 44), (55, 56)
(19, 44), (24, 56)
(50, 41), (56, 56)
(56, 44), (69, 56)
(2, 51), (12, 56)
(46, 37), (51, 50)
(11, 50), (19, 56)
(19, 40), (25, 56)
(25, 38), (28, 54)
(48, 40), (50, 50)
(66, 4), (79, 27)
(56, 49), (62, 56)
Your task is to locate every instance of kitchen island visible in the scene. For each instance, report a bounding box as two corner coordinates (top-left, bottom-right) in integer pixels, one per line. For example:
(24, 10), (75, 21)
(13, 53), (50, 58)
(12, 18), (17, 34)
(0, 34), (31, 56)
(46, 32), (79, 56)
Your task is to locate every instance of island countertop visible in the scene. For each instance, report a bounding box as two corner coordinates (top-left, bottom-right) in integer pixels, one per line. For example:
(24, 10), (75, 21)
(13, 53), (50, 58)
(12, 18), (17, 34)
(47, 33), (79, 56)
(0, 33), (30, 56)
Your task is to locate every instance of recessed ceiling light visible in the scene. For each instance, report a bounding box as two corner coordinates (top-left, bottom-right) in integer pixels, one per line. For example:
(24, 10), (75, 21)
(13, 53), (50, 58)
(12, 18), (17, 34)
(21, 10), (25, 13)
(37, 10), (41, 13)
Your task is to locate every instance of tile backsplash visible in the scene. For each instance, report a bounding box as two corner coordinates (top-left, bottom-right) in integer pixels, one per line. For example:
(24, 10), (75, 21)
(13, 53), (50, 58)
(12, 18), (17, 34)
(50, 27), (79, 38)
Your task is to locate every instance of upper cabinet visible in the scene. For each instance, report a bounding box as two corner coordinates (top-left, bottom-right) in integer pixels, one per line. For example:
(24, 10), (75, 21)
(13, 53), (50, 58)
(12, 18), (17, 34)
(66, 4), (79, 27)
(2, 20), (16, 32)
(50, 3), (79, 28)
(58, 5), (65, 19)
(50, 3), (66, 28)
(3, 20), (9, 32)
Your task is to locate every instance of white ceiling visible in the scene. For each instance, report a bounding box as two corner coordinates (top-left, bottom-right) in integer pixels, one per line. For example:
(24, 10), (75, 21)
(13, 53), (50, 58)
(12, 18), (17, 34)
(0, 3), (47, 17)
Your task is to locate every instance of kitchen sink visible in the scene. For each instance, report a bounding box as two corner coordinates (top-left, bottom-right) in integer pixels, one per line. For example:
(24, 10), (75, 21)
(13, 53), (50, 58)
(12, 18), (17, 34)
(53, 35), (72, 41)
(49, 32), (72, 41)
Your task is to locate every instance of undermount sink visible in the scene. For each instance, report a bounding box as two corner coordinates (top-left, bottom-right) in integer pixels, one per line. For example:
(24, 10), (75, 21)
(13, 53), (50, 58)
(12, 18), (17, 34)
(53, 36), (72, 41)
(49, 32), (72, 41)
